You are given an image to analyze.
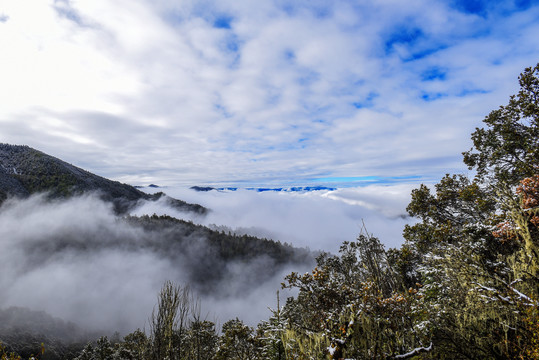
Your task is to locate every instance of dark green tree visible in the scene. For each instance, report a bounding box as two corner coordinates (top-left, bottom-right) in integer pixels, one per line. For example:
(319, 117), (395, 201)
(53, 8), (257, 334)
(215, 319), (261, 360)
(281, 231), (427, 359)
(121, 329), (148, 360)
(397, 62), (539, 359)
(149, 281), (192, 360)
(185, 320), (217, 360)
(463, 63), (539, 184)
(256, 292), (286, 360)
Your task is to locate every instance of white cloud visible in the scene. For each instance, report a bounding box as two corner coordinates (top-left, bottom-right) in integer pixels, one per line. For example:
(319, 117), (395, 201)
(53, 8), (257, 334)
(3, 0), (537, 333)
(0, 0), (538, 185)
(134, 184), (416, 252)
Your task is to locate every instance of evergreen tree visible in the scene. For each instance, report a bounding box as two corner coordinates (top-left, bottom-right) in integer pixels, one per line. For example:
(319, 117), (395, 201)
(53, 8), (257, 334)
(215, 319), (261, 360)
(185, 321), (217, 360)
(281, 231), (427, 359)
(397, 62), (539, 358)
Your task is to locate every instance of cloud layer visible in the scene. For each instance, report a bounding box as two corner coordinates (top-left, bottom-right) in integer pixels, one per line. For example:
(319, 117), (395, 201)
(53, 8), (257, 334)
(1, 0), (538, 185)
(134, 184), (416, 252)
(0, 194), (312, 334)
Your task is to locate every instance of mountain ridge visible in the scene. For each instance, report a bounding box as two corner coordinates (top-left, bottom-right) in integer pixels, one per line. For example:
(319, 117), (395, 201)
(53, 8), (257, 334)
(0, 144), (206, 214)
(190, 185), (337, 192)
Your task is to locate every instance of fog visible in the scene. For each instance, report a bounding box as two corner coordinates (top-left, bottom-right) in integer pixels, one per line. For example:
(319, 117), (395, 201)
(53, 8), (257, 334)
(134, 184), (417, 253)
(0, 193), (310, 335)
(0, 184), (416, 338)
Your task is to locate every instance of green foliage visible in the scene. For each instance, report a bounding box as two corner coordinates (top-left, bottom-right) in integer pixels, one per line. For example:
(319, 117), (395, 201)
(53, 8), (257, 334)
(398, 63), (539, 359)
(184, 321), (217, 360)
(0, 341), (46, 360)
(215, 319), (261, 360)
(463, 63), (539, 184)
(123, 214), (314, 294)
(281, 232), (427, 359)
(72, 282), (218, 360)
(404, 174), (496, 247)
(0, 342), (21, 360)
(149, 281), (183, 360)
(121, 330), (149, 360)
(255, 293), (286, 360)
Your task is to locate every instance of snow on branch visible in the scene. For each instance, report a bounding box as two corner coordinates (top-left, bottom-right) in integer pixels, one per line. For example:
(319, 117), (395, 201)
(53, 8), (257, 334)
(393, 343), (433, 359)
(473, 281), (537, 307)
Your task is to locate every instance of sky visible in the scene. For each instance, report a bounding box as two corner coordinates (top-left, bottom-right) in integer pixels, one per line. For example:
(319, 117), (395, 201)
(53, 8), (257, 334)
(1, 0), (538, 187)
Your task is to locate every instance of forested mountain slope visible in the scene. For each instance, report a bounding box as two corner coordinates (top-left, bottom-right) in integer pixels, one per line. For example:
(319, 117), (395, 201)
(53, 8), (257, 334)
(0, 144), (205, 214)
(0, 213), (315, 360)
(0, 146), (316, 360)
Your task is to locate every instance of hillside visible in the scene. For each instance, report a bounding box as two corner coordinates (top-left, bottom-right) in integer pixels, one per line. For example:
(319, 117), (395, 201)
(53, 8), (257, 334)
(0, 143), (314, 295)
(0, 144), (206, 214)
(0, 307), (93, 360)
(125, 214), (314, 294)
(0, 213), (315, 359)
(0, 144), (317, 359)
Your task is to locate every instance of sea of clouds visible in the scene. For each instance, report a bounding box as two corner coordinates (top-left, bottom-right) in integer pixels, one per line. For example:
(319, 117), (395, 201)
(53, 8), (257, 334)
(0, 183), (417, 337)
(134, 183), (417, 253)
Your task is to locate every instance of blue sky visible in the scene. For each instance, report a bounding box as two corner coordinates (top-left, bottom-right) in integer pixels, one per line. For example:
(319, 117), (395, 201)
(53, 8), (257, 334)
(0, 0), (538, 187)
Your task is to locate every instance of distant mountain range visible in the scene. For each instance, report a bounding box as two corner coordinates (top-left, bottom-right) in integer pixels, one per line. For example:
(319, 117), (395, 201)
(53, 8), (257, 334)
(0, 144), (206, 214)
(190, 185), (337, 192)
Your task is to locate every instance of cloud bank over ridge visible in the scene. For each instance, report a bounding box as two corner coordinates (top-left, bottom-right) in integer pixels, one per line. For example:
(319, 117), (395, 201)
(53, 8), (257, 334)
(0, 193), (311, 333)
(134, 184), (415, 252)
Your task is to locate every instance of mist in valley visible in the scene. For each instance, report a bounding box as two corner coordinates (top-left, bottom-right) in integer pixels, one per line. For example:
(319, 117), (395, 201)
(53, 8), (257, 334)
(0, 182), (415, 349)
(0, 193), (313, 338)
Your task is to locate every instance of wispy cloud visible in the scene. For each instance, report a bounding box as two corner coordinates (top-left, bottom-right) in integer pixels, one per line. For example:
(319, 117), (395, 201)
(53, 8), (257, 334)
(0, 0), (538, 185)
